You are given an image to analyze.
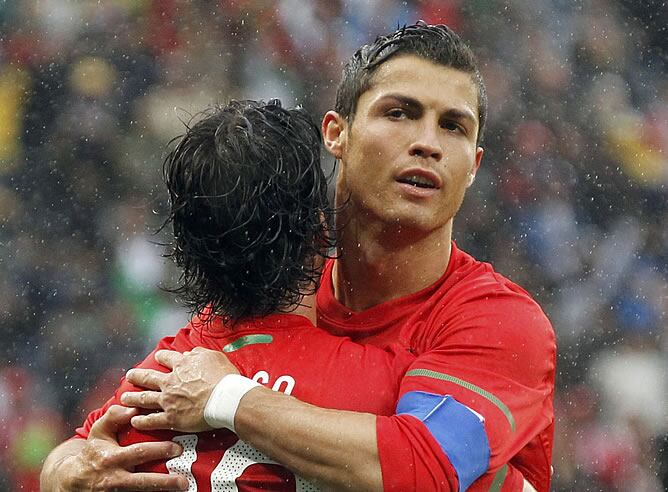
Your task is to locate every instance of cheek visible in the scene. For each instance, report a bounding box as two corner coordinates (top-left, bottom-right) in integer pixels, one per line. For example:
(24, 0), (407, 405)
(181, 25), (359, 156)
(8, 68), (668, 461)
(365, 132), (408, 171)
(446, 145), (477, 173)
(443, 156), (470, 178)
(361, 121), (400, 154)
(454, 165), (472, 182)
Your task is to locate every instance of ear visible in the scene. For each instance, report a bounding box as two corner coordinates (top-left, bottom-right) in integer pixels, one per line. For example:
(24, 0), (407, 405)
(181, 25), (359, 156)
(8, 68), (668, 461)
(467, 147), (484, 187)
(322, 111), (347, 160)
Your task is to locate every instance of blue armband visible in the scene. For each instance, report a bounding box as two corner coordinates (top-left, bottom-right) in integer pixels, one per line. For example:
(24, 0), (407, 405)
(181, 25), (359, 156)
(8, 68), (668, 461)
(397, 391), (490, 491)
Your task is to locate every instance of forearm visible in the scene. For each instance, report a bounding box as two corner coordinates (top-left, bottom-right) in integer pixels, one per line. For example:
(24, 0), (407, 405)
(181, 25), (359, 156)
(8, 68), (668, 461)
(234, 386), (382, 491)
(40, 439), (86, 491)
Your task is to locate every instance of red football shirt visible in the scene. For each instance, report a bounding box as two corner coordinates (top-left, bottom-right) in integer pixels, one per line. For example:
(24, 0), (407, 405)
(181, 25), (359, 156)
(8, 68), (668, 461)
(316, 241), (556, 491)
(75, 313), (414, 490)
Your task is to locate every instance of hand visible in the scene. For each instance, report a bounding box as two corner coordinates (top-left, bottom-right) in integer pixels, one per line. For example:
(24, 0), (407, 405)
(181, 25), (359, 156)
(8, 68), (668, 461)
(55, 405), (188, 491)
(122, 347), (239, 432)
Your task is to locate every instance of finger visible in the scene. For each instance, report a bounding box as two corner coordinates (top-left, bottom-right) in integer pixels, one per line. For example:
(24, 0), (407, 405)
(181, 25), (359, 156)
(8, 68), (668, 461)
(113, 440), (183, 468)
(114, 471), (189, 491)
(120, 391), (163, 410)
(126, 368), (165, 390)
(131, 412), (173, 431)
(154, 349), (183, 369)
(89, 405), (139, 440)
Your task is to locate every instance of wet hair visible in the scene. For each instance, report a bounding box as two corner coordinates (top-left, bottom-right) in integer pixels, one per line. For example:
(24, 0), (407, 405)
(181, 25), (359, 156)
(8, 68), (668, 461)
(162, 99), (335, 322)
(335, 21), (487, 144)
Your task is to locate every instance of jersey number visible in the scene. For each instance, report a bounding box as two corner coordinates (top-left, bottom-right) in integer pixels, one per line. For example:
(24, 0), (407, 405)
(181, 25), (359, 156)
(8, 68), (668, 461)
(166, 435), (318, 491)
(165, 371), (313, 491)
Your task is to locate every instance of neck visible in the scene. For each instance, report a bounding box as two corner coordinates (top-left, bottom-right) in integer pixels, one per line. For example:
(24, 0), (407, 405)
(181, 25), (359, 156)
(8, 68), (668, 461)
(333, 215), (453, 312)
(291, 291), (318, 325)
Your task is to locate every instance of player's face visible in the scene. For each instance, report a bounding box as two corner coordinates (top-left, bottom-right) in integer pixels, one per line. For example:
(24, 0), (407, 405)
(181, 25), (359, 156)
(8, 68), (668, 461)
(325, 55), (483, 232)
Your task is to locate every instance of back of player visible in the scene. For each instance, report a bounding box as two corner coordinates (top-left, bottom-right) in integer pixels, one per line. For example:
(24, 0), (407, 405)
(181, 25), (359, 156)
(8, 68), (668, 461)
(75, 100), (414, 490)
(95, 315), (412, 490)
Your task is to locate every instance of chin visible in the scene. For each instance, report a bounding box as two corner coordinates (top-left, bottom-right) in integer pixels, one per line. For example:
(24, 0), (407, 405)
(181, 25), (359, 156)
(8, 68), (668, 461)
(358, 199), (451, 232)
(381, 210), (446, 234)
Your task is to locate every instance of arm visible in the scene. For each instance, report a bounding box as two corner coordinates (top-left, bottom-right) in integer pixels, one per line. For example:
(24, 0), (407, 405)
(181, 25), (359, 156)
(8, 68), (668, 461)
(237, 389), (533, 491)
(235, 386), (381, 490)
(40, 405), (187, 492)
(125, 351), (530, 491)
(41, 439), (86, 491)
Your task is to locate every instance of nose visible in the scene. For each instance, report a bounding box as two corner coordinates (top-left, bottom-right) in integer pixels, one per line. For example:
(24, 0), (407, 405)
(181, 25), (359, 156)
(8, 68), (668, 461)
(408, 126), (443, 161)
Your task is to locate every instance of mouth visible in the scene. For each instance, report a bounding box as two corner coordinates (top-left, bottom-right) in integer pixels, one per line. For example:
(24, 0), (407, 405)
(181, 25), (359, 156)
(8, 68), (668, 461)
(395, 169), (442, 190)
(396, 175), (437, 189)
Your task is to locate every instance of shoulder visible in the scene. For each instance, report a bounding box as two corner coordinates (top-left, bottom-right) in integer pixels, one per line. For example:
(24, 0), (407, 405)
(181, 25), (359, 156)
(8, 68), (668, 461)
(444, 244), (551, 330)
(422, 245), (556, 366)
(444, 243), (536, 302)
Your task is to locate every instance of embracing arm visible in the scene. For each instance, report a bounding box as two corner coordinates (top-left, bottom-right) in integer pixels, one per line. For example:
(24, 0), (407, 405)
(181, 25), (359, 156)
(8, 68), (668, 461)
(40, 405), (187, 492)
(233, 386), (539, 491)
(235, 386), (381, 490)
(125, 321), (552, 492)
(127, 359), (527, 491)
(41, 438), (87, 492)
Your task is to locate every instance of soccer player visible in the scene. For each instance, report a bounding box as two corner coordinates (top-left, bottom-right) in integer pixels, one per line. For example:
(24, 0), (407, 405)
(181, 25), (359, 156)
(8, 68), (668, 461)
(40, 100), (413, 489)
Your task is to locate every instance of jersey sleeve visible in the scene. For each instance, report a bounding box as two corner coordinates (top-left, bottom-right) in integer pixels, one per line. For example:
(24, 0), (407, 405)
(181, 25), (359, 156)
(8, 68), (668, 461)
(376, 287), (556, 491)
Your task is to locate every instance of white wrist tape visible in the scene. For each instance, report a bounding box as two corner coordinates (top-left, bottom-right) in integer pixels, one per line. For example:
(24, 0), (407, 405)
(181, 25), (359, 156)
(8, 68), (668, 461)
(204, 374), (261, 432)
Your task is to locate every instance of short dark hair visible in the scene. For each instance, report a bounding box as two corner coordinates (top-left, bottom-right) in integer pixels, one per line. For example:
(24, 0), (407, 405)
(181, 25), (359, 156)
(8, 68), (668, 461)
(162, 100), (335, 322)
(335, 21), (487, 144)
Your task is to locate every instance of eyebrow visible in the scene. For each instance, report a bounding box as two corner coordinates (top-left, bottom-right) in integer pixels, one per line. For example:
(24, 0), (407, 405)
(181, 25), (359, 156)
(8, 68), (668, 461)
(377, 93), (477, 127)
(378, 94), (422, 111)
(441, 108), (477, 128)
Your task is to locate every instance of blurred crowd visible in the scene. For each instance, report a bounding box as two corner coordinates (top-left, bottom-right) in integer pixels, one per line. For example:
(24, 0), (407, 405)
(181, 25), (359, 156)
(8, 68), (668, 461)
(0, 0), (665, 489)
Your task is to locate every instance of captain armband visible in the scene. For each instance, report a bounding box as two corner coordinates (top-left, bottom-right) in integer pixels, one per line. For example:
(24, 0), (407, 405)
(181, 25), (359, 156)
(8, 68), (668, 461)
(397, 391), (490, 492)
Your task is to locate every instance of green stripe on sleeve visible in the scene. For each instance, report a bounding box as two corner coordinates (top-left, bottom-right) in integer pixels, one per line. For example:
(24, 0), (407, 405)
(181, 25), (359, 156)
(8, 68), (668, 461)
(405, 368), (516, 432)
(488, 465), (508, 492)
(223, 334), (273, 353)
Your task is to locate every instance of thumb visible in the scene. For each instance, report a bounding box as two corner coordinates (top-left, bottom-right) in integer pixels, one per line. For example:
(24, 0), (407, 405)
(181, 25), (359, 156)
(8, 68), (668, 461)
(88, 405), (138, 441)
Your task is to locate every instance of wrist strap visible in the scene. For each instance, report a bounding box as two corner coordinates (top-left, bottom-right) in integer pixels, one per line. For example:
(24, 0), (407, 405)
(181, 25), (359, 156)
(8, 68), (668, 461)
(204, 374), (261, 432)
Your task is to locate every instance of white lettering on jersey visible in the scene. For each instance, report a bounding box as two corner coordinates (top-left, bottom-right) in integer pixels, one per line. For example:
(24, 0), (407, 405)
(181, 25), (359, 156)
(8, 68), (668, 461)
(252, 370), (296, 396)
(272, 375), (295, 395)
(210, 440), (318, 491)
(167, 434), (199, 490)
(167, 373), (309, 491)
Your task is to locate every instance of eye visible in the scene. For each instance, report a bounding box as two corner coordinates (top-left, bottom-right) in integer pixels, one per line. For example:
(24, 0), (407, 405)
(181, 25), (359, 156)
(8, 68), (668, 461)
(386, 108), (407, 119)
(441, 120), (463, 133)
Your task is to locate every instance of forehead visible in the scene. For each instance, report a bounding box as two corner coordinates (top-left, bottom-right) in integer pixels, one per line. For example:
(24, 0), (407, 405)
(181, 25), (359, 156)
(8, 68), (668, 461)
(360, 54), (479, 115)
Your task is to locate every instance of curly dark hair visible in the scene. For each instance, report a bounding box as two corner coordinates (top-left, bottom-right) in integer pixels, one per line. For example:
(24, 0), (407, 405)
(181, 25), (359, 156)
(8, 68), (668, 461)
(335, 21), (487, 144)
(162, 99), (336, 323)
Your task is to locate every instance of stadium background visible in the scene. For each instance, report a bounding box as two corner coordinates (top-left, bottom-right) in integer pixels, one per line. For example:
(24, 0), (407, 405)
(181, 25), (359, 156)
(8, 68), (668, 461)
(0, 0), (665, 489)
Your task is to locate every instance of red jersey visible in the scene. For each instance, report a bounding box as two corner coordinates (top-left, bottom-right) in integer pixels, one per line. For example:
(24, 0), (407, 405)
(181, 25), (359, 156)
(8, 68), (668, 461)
(75, 314), (414, 490)
(316, 241), (556, 491)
